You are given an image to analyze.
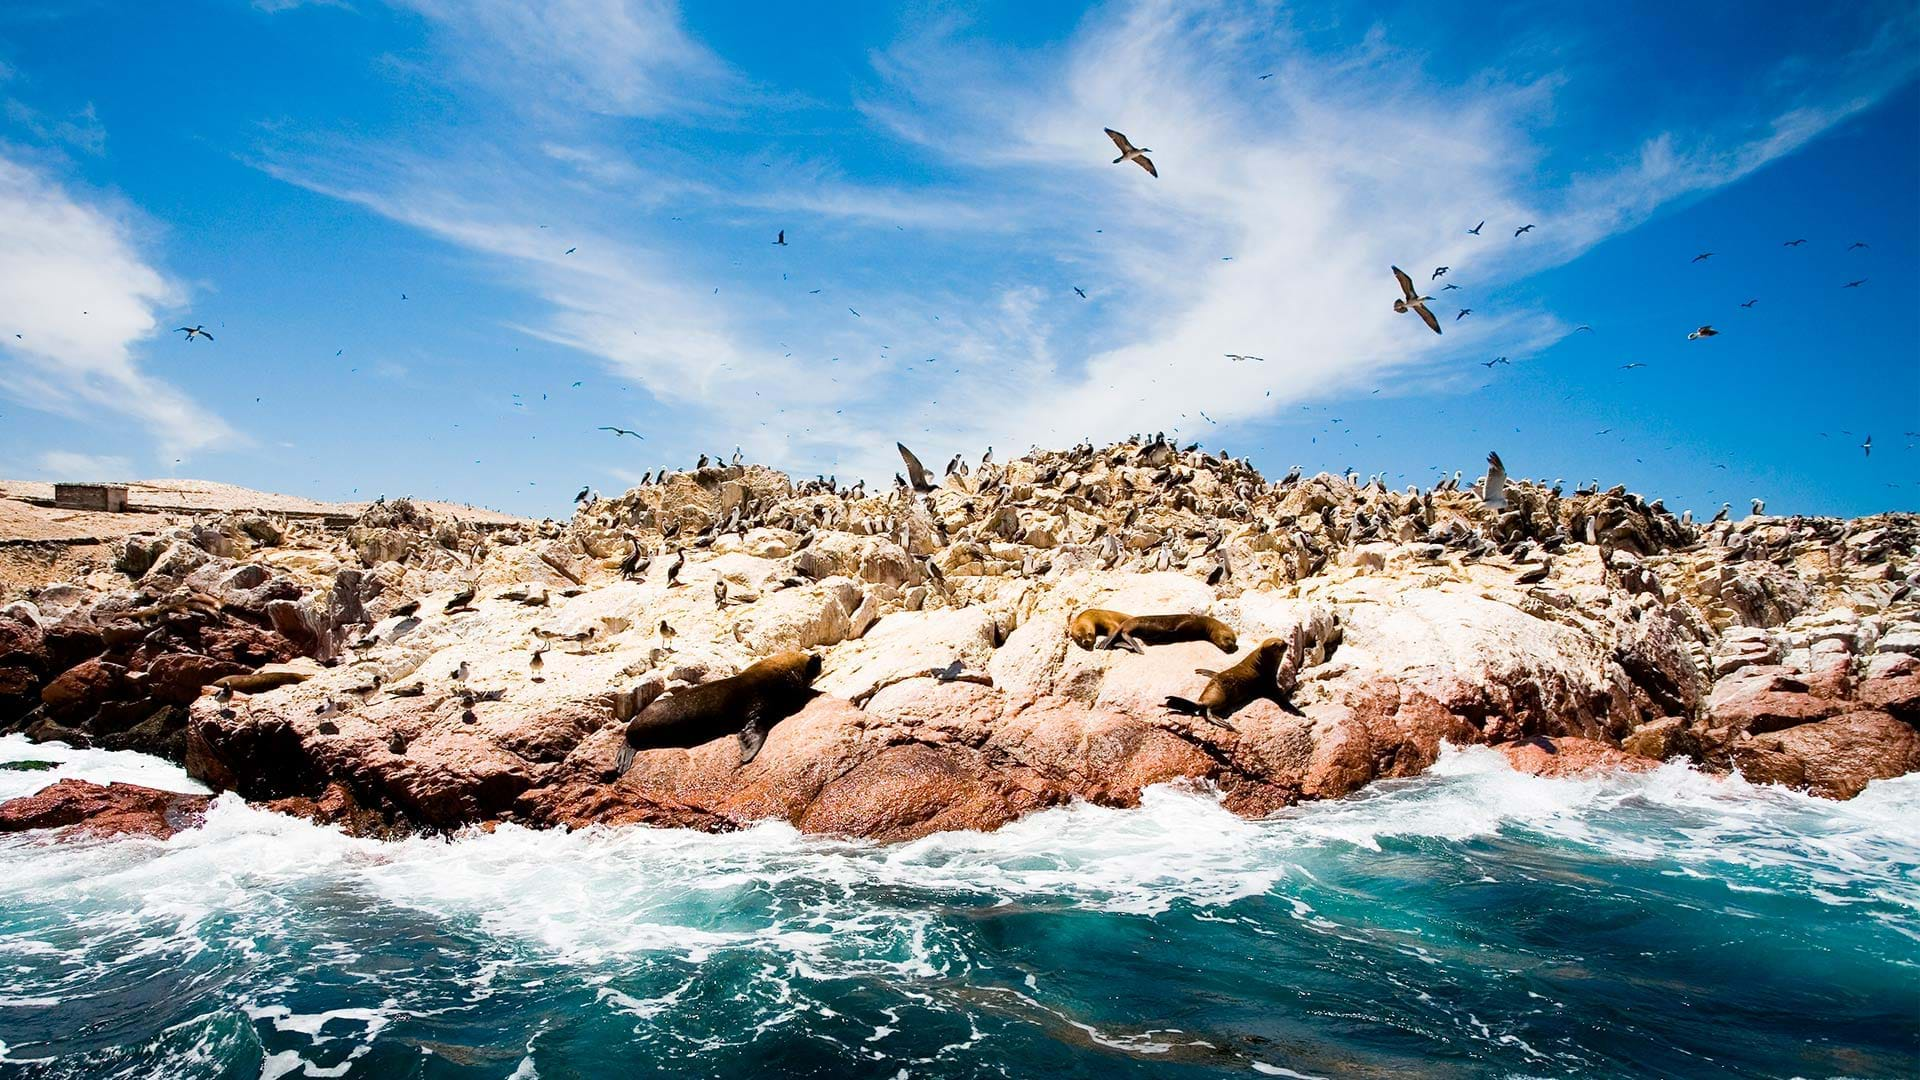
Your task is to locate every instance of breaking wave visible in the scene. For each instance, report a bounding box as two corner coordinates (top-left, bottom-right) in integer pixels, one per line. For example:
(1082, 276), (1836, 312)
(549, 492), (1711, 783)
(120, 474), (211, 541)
(1, 739), (1915, 1077)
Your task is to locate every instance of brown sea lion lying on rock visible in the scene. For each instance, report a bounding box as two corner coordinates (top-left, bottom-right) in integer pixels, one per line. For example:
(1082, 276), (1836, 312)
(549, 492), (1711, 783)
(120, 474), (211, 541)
(1103, 613), (1238, 655)
(612, 650), (823, 776)
(1067, 608), (1130, 650)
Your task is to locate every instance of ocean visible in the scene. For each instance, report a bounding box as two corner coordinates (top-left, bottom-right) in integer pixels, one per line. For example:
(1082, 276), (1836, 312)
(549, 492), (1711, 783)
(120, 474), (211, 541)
(1, 733), (1915, 1078)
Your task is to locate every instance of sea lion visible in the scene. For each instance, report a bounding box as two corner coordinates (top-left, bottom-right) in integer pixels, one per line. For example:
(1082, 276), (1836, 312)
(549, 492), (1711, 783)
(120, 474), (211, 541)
(1164, 631), (1301, 730)
(1068, 608), (1130, 650)
(1103, 613), (1238, 654)
(212, 669), (312, 693)
(613, 650), (823, 776)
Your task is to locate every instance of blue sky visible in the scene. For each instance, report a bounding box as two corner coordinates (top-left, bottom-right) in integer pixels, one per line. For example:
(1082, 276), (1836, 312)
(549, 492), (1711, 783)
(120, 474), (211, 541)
(1, 0), (1915, 519)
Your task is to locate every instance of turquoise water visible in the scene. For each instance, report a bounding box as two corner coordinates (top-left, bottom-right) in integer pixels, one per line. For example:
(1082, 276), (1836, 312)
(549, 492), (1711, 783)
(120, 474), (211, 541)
(1, 737), (1915, 1079)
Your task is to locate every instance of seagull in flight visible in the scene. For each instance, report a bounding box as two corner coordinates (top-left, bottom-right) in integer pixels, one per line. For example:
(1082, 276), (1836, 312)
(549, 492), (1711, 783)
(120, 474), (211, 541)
(1740, 299), (1759, 308)
(597, 426), (644, 439)
(1863, 435), (1873, 457)
(1480, 356), (1509, 368)
(564, 247), (576, 255)
(1843, 279), (1867, 288)
(1441, 282), (1461, 290)
(1619, 362), (1647, 369)
(1432, 266), (1450, 280)
(1104, 128), (1157, 177)
(1514, 224), (1535, 236)
(1574, 325), (1594, 333)
(774, 230), (787, 246)
(1687, 325), (1719, 340)
(1073, 287), (1087, 299)
(176, 325), (213, 342)
(1391, 266), (1441, 334)
(1224, 353), (1265, 363)
(1455, 309), (1472, 321)
(1468, 221), (1484, 235)
(1783, 239), (1807, 247)
(1846, 241), (1869, 251)
(1691, 252), (1713, 262)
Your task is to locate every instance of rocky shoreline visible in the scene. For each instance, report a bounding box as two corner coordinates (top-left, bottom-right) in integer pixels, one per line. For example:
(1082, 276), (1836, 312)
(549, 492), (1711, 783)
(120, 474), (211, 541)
(2, 442), (1916, 841)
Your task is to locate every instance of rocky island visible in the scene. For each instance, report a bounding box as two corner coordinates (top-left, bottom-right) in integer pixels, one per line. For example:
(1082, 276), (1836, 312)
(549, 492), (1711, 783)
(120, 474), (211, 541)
(3, 441), (1917, 842)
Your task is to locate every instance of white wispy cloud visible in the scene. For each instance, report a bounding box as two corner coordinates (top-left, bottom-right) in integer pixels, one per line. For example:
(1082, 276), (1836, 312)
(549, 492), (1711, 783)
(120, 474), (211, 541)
(392, 0), (735, 118)
(0, 153), (237, 460)
(251, 0), (1918, 484)
(35, 450), (133, 478)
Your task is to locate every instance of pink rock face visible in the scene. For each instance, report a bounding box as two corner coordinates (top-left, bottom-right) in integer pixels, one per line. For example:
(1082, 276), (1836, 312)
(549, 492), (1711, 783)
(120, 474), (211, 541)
(1731, 712), (1920, 799)
(1498, 736), (1656, 780)
(0, 779), (211, 840)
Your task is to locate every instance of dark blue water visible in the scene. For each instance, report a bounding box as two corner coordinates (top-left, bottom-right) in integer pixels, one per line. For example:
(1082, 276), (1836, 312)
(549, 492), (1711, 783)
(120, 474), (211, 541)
(1, 737), (1915, 1079)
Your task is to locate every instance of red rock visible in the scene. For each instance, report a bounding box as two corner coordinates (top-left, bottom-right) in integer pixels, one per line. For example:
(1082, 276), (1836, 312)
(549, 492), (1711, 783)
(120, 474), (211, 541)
(39, 658), (132, 717)
(1705, 665), (1839, 735)
(1731, 711), (1920, 799)
(0, 779), (210, 839)
(144, 653), (250, 705)
(1859, 672), (1920, 723)
(0, 613), (47, 670)
(1498, 736), (1656, 779)
(196, 623), (298, 666)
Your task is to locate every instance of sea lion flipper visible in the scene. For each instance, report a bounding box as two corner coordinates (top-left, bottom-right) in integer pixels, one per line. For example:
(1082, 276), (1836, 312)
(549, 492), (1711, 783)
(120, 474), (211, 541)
(1194, 668), (1219, 678)
(614, 739), (637, 778)
(1163, 695), (1204, 715)
(737, 712), (769, 765)
(1202, 710), (1238, 732)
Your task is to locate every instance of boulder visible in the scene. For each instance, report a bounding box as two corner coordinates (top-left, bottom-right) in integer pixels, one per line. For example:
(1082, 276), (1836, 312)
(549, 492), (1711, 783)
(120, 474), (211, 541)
(0, 779), (211, 840)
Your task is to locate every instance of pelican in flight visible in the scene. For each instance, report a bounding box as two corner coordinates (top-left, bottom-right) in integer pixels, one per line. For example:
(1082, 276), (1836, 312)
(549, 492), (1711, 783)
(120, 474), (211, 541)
(1104, 129), (1157, 177)
(1391, 267), (1441, 334)
(176, 325), (213, 342)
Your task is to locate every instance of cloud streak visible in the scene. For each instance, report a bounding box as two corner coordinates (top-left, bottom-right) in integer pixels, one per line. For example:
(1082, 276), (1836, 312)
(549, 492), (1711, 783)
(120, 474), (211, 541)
(0, 154), (236, 460)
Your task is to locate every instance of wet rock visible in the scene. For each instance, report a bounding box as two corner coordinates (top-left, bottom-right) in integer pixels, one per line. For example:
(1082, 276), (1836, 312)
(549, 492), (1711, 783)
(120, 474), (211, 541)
(1731, 712), (1920, 799)
(0, 779), (211, 840)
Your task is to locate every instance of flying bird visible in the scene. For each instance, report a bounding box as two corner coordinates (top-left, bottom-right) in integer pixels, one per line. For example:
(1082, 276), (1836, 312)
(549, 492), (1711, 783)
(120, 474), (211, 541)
(1468, 221), (1484, 235)
(1391, 266), (1441, 334)
(1687, 326), (1718, 340)
(597, 426), (644, 439)
(1441, 282), (1461, 290)
(1692, 252), (1713, 262)
(1224, 353), (1265, 363)
(1783, 239), (1807, 247)
(1514, 224), (1535, 236)
(1843, 279), (1867, 288)
(176, 325), (213, 342)
(1432, 266), (1450, 280)
(1862, 434), (1872, 457)
(774, 230), (787, 246)
(1846, 241), (1868, 251)
(564, 247), (576, 255)
(1619, 362), (1647, 369)
(1740, 299), (1759, 308)
(1073, 287), (1087, 299)
(1455, 309), (1472, 321)
(1104, 128), (1157, 177)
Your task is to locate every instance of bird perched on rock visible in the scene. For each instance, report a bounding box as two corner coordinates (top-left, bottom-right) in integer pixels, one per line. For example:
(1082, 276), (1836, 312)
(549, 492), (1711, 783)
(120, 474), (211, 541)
(1751, 498), (1766, 516)
(714, 580), (728, 607)
(529, 648), (546, 681)
(897, 442), (936, 491)
(1104, 128), (1157, 176)
(666, 548), (686, 587)
(1481, 452), (1508, 509)
(574, 486), (591, 504)
(1391, 266), (1441, 334)
(618, 539), (648, 581)
(451, 660), (469, 685)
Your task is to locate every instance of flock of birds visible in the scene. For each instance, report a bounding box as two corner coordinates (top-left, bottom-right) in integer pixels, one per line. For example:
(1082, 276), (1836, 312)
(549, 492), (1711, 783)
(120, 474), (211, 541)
(133, 123), (1903, 519)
